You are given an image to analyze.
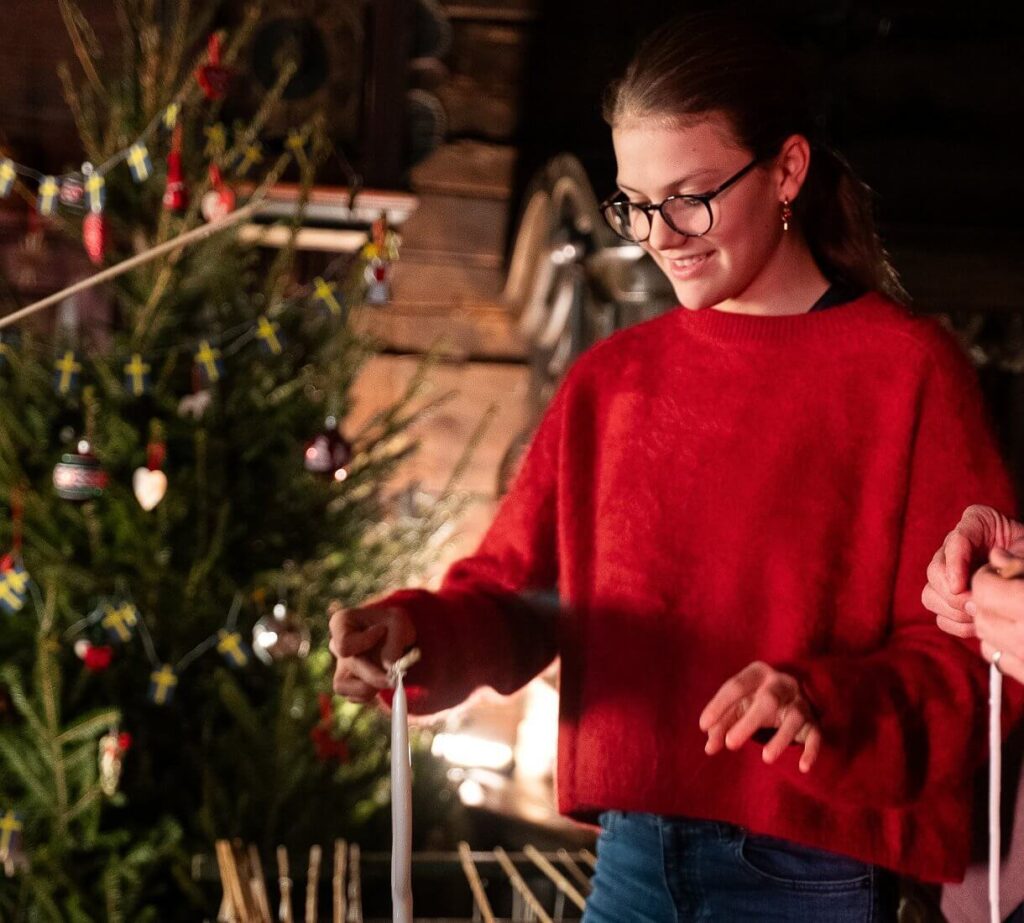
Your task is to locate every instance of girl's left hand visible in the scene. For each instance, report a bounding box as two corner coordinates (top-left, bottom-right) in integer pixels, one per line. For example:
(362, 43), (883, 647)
(699, 661), (822, 773)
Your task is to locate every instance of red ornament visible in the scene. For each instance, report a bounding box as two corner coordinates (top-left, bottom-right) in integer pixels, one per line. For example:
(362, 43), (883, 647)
(310, 693), (350, 764)
(163, 123), (189, 214)
(196, 34), (232, 100)
(201, 164), (236, 223)
(83, 644), (114, 672)
(83, 212), (107, 265)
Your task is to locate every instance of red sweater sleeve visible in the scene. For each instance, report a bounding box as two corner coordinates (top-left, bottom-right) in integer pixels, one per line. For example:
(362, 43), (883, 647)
(367, 384), (566, 714)
(778, 333), (1023, 807)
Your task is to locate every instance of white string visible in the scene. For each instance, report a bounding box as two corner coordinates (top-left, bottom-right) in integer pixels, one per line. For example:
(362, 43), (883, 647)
(389, 648), (420, 923)
(990, 661), (1003, 923)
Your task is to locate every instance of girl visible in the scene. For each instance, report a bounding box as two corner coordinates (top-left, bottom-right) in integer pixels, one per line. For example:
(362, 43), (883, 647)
(330, 11), (1017, 921)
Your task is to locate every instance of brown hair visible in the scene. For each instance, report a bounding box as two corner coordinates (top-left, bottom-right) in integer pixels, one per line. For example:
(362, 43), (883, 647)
(603, 10), (905, 301)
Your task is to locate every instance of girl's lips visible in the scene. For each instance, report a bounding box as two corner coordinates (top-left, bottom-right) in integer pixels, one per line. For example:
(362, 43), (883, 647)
(665, 251), (714, 280)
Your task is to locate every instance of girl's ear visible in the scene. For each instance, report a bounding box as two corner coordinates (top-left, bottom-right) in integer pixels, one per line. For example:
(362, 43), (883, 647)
(775, 133), (813, 202)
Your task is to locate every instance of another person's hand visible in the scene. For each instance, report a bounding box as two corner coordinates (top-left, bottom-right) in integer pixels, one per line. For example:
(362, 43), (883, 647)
(699, 661), (821, 773)
(328, 601), (416, 703)
(923, 505), (1024, 639)
(972, 547), (1024, 684)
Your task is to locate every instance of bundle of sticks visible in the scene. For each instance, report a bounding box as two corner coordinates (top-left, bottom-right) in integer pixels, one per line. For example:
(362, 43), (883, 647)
(214, 839), (360, 923)
(212, 841), (595, 923)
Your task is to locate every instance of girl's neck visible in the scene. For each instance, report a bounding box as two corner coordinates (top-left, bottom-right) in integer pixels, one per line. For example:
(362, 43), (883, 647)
(714, 234), (831, 317)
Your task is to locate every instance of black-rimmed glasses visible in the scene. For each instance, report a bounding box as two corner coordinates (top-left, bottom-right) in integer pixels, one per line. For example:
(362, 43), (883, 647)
(600, 158), (762, 243)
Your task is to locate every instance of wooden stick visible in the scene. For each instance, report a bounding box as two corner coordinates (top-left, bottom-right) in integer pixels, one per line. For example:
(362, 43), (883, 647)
(493, 847), (553, 923)
(233, 840), (259, 923)
(523, 845), (586, 911)
(332, 839), (347, 923)
(215, 841), (238, 922)
(346, 843), (363, 923)
(216, 839), (251, 923)
(578, 848), (597, 870)
(555, 849), (592, 894)
(277, 845), (294, 923)
(0, 203), (258, 331)
(248, 844), (273, 923)
(457, 842), (496, 923)
(304, 844), (322, 923)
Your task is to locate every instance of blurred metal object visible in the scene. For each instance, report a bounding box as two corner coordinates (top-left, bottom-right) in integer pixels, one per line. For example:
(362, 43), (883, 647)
(498, 154), (674, 495)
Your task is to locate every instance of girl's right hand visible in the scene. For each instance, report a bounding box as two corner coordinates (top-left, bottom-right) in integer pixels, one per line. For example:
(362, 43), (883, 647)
(328, 601), (417, 703)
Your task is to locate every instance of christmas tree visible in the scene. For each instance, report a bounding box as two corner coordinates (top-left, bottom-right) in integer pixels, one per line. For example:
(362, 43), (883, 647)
(0, 3), (460, 919)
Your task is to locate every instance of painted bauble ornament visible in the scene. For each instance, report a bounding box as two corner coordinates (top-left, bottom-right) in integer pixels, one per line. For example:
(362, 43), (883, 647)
(83, 212), (107, 265)
(251, 602), (311, 664)
(163, 124), (189, 214)
(53, 440), (108, 501)
(58, 173), (86, 211)
(201, 186), (235, 223)
(303, 417), (351, 482)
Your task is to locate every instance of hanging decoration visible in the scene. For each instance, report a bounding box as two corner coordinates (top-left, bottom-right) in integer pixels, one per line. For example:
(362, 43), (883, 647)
(312, 277), (343, 318)
(201, 164), (235, 223)
(98, 729), (132, 797)
(83, 212), (108, 265)
(53, 439), (108, 501)
(122, 353), (152, 397)
(74, 639), (115, 673)
(193, 340), (224, 386)
(100, 600), (140, 644)
(0, 159), (15, 197)
(0, 559), (30, 616)
(0, 808), (24, 866)
(310, 693), (350, 764)
(148, 664), (178, 706)
(126, 142), (152, 183)
(163, 122), (189, 214)
(52, 350), (83, 397)
(58, 172), (86, 211)
(37, 176), (60, 216)
(132, 425), (167, 511)
(361, 214), (400, 305)
(303, 416), (351, 482)
(255, 315), (284, 356)
(252, 600), (311, 664)
(196, 34), (232, 101)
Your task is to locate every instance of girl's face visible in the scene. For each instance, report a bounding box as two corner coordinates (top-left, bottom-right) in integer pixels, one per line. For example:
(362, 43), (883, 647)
(612, 112), (791, 311)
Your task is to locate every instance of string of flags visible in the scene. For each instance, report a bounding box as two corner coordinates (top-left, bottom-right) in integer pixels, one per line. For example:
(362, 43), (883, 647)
(4, 239), (385, 403)
(61, 590), (253, 706)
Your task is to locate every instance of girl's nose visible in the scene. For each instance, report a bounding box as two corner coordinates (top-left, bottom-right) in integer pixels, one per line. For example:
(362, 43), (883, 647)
(647, 211), (689, 251)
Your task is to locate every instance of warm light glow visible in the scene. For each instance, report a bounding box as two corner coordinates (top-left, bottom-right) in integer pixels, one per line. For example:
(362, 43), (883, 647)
(431, 733), (514, 771)
(515, 679), (559, 779)
(256, 629), (278, 647)
(333, 468), (348, 482)
(457, 778), (486, 807)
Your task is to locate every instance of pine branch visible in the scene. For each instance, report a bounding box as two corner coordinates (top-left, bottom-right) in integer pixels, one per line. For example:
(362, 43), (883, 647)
(57, 0), (108, 101)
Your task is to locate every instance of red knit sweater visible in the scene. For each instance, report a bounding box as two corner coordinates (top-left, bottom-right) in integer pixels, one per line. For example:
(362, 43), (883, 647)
(377, 293), (1020, 882)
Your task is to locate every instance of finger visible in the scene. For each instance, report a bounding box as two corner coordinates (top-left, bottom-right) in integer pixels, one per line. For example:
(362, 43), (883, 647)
(799, 726), (822, 773)
(762, 707), (807, 764)
(991, 547), (1024, 578)
(927, 549), (969, 610)
(973, 568), (1024, 623)
(380, 613), (417, 668)
(725, 690), (783, 751)
(333, 675), (379, 703)
(704, 702), (744, 756)
(944, 530), (975, 595)
(338, 622), (388, 658)
(975, 610), (1024, 659)
(936, 614), (977, 639)
(699, 662), (768, 732)
(346, 654), (390, 689)
(982, 641), (1024, 685)
(922, 583), (969, 622)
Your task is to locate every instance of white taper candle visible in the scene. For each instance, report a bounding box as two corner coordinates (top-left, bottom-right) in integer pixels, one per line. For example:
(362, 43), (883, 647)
(990, 662), (1003, 923)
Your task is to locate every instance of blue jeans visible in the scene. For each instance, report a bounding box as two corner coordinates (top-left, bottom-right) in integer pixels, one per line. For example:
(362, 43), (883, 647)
(582, 812), (900, 922)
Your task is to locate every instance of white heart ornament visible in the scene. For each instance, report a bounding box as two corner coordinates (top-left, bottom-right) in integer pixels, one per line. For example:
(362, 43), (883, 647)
(133, 467), (168, 511)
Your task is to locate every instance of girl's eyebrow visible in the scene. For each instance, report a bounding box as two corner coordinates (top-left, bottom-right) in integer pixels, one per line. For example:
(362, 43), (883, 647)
(617, 168), (718, 195)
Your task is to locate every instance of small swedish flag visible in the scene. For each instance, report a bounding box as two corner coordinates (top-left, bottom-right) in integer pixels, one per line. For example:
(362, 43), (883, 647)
(38, 176), (60, 216)
(122, 353), (151, 397)
(237, 143), (263, 176)
(127, 143), (152, 183)
(0, 562), (30, 615)
(216, 629), (251, 668)
(85, 172), (106, 213)
(0, 809), (23, 858)
(255, 315), (284, 356)
(53, 351), (82, 396)
(194, 339), (224, 385)
(148, 664), (178, 706)
(313, 277), (343, 318)
(0, 159), (16, 198)
(162, 102), (180, 130)
(204, 123), (227, 158)
(101, 602), (139, 643)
